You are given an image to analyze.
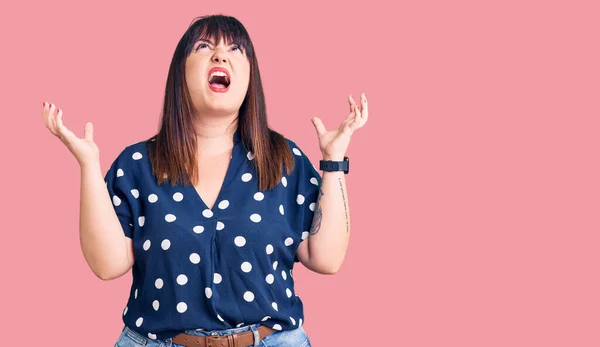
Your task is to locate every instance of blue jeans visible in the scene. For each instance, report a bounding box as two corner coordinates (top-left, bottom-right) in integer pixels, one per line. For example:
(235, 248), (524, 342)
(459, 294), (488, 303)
(115, 323), (312, 347)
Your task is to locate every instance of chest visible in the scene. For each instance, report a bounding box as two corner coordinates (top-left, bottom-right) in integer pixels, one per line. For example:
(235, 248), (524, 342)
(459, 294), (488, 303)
(192, 152), (232, 210)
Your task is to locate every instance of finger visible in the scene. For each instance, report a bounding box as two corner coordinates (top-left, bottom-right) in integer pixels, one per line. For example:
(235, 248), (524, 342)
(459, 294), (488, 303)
(42, 101), (50, 130)
(353, 104), (362, 121)
(311, 117), (327, 137)
(54, 108), (65, 139)
(54, 108), (77, 141)
(348, 95), (357, 113)
(47, 103), (59, 135)
(360, 93), (368, 123)
(84, 121), (94, 141)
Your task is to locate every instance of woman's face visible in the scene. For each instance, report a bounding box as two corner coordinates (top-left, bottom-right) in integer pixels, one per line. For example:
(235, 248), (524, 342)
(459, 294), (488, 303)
(185, 36), (250, 117)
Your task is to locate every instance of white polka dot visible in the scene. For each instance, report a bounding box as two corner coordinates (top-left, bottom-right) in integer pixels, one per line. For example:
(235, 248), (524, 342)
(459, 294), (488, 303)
(243, 291), (255, 302)
(148, 333), (157, 340)
(214, 273), (222, 284)
(282, 270), (288, 280)
(217, 314), (224, 322)
(218, 200), (230, 209)
(190, 253), (200, 264)
(297, 194), (305, 204)
(177, 302), (187, 313)
(292, 148), (301, 156)
(266, 244), (274, 254)
(310, 177), (319, 185)
(301, 231), (309, 240)
(131, 189), (139, 198)
(143, 240), (151, 251)
(242, 173), (252, 182)
(273, 261), (278, 270)
(148, 194), (158, 203)
(165, 214), (176, 222)
(290, 269), (293, 278)
(247, 151), (255, 160)
(176, 274), (188, 285)
(202, 209), (213, 218)
(290, 317), (296, 325)
(138, 216), (145, 227)
(135, 317), (143, 327)
(155, 278), (163, 289)
(266, 274), (274, 284)
(272, 302), (278, 311)
(153, 300), (159, 311)
(132, 152), (143, 160)
(241, 262), (252, 273)
(254, 192), (264, 201)
(261, 316), (271, 321)
(299, 318), (303, 327)
(112, 195), (122, 206)
(281, 176), (287, 187)
(134, 289), (138, 299)
(193, 225), (205, 234)
(309, 203), (316, 211)
(123, 306), (128, 315)
(273, 324), (282, 330)
(284, 237), (294, 246)
(250, 214), (262, 223)
(161, 239), (171, 250)
(216, 221), (225, 230)
(234, 236), (246, 247)
(205, 287), (213, 298)
(286, 288), (292, 297)
(279, 205), (284, 215)
(117, 168), (125, 177)
(173, 192), (183, 202)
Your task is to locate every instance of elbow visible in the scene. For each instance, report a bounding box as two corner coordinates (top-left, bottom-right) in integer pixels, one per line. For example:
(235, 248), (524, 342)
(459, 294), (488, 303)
(316, 262), (343, 275)
(95, 268), (121, 281)
(90, 261), (130, 281)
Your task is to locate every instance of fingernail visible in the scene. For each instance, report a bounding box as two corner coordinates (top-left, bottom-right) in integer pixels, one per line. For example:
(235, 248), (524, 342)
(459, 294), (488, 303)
(42, 101), (45, 107)
(58, 108), (61, 113)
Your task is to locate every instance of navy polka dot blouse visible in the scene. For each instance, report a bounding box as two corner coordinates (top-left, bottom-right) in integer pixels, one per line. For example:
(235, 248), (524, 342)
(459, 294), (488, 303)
(103, 128), (322, 341)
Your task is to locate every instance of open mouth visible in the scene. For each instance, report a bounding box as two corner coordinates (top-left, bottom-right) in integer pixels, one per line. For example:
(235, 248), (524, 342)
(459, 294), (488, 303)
(208, 70), (230, 90)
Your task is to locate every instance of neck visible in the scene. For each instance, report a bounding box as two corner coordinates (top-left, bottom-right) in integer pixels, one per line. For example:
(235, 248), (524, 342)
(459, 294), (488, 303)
(193, 113), (239, 156)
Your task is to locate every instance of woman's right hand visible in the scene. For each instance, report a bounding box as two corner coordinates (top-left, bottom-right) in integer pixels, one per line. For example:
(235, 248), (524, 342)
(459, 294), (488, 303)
(42, 102), (99, 167)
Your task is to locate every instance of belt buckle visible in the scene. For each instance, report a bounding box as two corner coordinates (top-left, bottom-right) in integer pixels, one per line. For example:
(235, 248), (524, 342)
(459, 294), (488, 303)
(206, 334), (229, 347)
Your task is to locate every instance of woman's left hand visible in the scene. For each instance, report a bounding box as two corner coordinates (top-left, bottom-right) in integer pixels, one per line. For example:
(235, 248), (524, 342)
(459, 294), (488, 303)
(311, 92), (369, 160)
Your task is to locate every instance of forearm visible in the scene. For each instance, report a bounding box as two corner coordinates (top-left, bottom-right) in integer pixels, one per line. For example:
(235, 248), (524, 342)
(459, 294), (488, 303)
(306, 167), (350, 273)
(79, 161), (131, 280)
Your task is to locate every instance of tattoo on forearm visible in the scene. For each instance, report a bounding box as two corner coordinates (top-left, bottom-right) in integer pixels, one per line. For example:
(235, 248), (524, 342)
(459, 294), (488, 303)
(338, 178), (349, 233)
(309, 187), (324, 236)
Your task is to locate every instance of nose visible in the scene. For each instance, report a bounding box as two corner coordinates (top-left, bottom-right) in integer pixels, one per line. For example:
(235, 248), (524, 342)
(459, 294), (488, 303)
(212, 51), (228, 64)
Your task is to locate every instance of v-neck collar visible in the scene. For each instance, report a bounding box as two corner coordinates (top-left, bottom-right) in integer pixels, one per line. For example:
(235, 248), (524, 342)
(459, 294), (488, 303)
(186, 127), (245, 217)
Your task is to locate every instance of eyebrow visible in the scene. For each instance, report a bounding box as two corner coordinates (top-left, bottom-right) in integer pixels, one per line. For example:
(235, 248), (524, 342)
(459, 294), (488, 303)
(195, 38), (241, 46)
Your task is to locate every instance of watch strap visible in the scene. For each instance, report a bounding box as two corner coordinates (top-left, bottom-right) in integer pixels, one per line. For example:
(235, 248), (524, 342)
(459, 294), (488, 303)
(319, 156), (349, 174)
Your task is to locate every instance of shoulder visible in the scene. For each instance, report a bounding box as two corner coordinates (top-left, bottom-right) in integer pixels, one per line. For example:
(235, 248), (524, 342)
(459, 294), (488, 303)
(105, 139), (152, 181)
(109, 139), (150, 165)
(282, 137), (321, 180)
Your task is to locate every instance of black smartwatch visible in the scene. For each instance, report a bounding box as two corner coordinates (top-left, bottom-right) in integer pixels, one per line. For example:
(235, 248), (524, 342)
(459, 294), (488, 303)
(319, 156), (349, 174)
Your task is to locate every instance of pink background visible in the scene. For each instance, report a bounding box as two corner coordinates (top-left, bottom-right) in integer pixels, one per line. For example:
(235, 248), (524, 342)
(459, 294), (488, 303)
(2, 0), (599, 345)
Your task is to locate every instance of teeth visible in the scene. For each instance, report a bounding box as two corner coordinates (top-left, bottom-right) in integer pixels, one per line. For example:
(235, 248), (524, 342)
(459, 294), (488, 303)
(210, 71), (228, 77)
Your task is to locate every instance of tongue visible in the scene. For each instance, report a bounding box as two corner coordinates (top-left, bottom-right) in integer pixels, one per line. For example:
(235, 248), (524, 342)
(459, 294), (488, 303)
(210, 83), (227, 89)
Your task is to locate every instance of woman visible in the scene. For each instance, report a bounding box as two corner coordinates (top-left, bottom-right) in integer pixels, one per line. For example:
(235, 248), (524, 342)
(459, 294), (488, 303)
(42, 14), (368, 347)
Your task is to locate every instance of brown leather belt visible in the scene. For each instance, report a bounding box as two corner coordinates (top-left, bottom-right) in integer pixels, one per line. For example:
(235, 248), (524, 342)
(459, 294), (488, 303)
(172, 325), (276, 347)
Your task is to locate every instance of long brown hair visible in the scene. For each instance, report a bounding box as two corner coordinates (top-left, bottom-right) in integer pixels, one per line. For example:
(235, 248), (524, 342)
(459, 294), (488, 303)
(146, 15), (294, 191)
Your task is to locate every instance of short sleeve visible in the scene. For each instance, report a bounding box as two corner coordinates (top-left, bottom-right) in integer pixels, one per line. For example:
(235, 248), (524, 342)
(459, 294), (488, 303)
(104, 147), (139, 239)
(288, 141), (323, 262)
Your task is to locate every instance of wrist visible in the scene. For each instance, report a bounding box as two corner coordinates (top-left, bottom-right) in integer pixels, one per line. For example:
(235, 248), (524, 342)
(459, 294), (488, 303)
(321, 154), (345, 161)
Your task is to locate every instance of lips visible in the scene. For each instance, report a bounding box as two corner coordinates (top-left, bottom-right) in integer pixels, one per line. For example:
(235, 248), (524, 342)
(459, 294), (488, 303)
(207, 67), (231, 93)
